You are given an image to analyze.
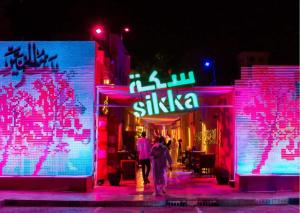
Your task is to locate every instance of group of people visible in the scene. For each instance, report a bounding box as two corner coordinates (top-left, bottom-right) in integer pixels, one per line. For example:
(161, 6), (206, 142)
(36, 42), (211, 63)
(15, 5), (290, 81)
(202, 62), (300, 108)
(136, 132), (173, 196)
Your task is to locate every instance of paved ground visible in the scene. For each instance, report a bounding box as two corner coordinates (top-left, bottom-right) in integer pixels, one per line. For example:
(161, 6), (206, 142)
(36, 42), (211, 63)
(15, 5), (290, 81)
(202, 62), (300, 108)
(0, 206), (299, 213)
(0, 165), (299, 208)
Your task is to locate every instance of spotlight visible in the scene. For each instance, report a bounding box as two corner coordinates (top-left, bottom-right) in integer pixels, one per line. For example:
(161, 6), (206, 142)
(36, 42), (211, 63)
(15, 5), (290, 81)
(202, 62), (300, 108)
(123, 27), (130, 32)
(121, 26), (130, 40)
(95, 28), (102, 34)
(92, 25), (105, 40)
(202, 58), (217, 85)
(204, 61), (211, 67)
(202, 58), (213, 70)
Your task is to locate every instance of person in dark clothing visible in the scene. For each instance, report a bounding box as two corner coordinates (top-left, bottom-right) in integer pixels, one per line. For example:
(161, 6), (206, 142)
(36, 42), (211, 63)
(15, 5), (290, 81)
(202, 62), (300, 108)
(159, 136), (167, 147)
(137, 132), (152, 184)
(177, 139), (182, 163)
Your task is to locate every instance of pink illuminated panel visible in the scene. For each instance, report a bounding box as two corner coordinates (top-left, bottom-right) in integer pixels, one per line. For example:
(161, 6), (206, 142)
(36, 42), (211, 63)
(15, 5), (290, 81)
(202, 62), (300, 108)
(235, 66), (299, 175)
(0, 42), (95, 176)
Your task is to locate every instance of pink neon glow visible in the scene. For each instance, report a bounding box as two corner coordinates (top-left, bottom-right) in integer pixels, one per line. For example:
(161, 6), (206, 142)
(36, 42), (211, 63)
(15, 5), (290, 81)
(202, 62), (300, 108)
(124, 27), (130, 32)
(0, 73), (91, 176)
(96, 28), (102, 34)
(235, 66), (299, 175)
(97, 116), (107, 179)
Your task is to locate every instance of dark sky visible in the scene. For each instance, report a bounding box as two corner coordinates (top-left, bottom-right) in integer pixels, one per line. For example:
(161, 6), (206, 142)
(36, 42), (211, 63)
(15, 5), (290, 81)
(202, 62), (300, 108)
(1, 0), (299, 84)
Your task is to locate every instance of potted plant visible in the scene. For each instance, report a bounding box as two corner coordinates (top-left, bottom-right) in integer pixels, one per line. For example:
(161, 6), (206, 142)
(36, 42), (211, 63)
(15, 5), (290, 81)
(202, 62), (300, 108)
(214, 167), (229, 185)
(107, 165), (122, 186)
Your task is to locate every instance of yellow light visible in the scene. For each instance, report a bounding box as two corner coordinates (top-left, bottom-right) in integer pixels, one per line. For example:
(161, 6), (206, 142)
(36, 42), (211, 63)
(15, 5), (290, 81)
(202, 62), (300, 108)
(103, 79), (110, 85)
(188, 127), (191, 149)
(101, 96), (109, 115)
(162, 126), (166, 137)
(125, 113), (130, 131)
(202, 123), (207, 152)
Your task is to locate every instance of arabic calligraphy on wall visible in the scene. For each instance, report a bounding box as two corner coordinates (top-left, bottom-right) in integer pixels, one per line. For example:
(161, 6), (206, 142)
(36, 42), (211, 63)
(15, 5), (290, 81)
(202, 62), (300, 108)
(129, 70), (199, 117)
(0, 43), (59, 88)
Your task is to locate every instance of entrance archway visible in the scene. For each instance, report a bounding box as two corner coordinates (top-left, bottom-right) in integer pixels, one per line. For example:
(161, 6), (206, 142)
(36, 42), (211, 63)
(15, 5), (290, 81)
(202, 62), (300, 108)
(95, 85), (235, 188)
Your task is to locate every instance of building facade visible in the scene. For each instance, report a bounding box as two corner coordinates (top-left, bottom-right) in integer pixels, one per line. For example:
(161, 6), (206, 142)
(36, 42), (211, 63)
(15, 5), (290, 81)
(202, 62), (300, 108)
(0, 40), (298, 192)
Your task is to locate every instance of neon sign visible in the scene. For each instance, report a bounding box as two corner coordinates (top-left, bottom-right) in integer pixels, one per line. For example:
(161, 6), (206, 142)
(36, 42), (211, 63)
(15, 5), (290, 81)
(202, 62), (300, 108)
(129, 70), (199, 117)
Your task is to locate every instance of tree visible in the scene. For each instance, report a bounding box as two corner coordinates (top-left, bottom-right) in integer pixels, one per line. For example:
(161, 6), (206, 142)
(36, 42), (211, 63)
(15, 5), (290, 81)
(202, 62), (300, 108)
(241, 68), (299, 174)
(0, 72), (91, 175)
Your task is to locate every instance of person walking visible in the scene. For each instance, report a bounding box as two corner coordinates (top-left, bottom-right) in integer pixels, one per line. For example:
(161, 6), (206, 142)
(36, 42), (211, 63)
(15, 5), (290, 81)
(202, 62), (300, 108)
(170, 138), (178, 165)
(177, 139), (183, 163)
(151, 136), (172, 196)
(136, 131), (152, 185)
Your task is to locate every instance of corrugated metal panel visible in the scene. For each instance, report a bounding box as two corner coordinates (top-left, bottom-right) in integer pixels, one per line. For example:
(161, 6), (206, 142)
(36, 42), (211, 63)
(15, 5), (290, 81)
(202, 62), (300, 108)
(235, 66), (299, 175)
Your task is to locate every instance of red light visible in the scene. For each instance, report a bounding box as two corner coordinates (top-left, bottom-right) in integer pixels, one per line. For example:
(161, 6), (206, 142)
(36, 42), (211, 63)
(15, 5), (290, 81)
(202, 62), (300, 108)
(95, 28), (102, 34)
(92, 25), (106, 40)
(124, 27), (130, 32)
(93, 25), (104, 37)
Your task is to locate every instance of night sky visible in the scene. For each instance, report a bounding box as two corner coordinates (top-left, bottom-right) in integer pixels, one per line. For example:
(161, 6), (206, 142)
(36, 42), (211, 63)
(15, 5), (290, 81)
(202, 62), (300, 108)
(1, 0), (299, 84)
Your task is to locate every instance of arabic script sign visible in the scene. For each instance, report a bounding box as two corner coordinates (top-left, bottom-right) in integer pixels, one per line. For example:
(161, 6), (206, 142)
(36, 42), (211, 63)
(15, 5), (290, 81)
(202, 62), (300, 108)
(129, 70), (199, 117)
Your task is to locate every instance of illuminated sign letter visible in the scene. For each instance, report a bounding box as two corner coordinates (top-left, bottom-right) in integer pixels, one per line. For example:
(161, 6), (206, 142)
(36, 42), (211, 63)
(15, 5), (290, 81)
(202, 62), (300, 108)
(133, 102), (146, 117)
(184, 93), (199, 109)
(130, 70), (199, 117)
